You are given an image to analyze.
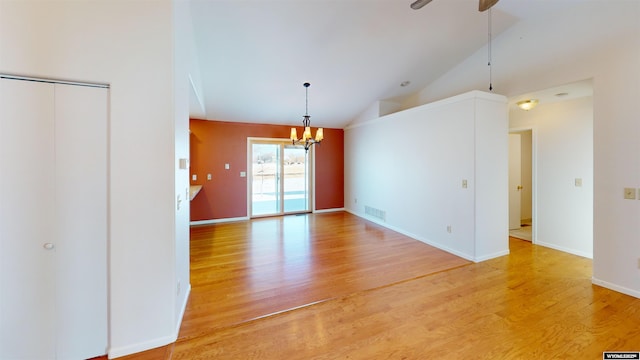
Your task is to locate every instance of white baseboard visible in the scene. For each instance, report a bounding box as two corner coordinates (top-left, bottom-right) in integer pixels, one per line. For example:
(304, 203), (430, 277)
(344, 209), (478, 262)
(313, 207), (345, 214)
(535, 241), (593, 259)
(108, 333), (175, 359)
(592, 277), (640, 299)
(108, 285), (191, 359)
(190, 216), (249, 226)
(474, 250), (510, 262)
(176, 284), (191, 335)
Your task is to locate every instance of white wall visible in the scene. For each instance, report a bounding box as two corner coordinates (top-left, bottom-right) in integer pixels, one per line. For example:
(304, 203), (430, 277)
(406, 1), (640, 297)
(510, 97), (594, 258)
(345, 91), (508, 262)
(0, 0), (191, 356)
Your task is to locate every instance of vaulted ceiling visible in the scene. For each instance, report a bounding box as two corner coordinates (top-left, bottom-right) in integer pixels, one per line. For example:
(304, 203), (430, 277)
(188, 0), (590, 129)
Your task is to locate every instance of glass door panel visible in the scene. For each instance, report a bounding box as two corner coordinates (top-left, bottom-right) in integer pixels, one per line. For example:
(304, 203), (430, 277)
(251, 143), (281, 216)
(283, 145), (308, 213)
(249, 139), (311, 217)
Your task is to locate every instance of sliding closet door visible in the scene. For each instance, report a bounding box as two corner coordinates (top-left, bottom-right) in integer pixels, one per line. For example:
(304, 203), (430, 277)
(54, 83), (108, 359)
(0, 78), (108, 359)
(0, 78), (57, 358)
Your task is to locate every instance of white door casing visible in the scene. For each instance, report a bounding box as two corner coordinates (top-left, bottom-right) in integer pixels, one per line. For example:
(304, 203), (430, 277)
(508, 133), (522, 230)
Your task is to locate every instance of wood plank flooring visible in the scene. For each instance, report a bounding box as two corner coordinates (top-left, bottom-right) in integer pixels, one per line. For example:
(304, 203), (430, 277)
(119, 212), (640, 359)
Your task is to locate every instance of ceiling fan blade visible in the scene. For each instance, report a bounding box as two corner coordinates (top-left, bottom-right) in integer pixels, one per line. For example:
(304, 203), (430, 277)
(479, 0), (499, 12)
(410, 0), (434, 10)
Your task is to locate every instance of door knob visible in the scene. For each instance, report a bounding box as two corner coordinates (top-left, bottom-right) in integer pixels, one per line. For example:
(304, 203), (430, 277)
(43, 243), (55, 250)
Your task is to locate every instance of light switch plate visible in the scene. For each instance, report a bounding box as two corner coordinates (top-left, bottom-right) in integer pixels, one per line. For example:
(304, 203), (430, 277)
(575, 178), (582, 187)
(623, 187), (636, 200)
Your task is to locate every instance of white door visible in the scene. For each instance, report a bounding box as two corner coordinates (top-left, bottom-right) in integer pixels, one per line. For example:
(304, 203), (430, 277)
(54, 83), (108, 359)
(508, 133), (522, 230)
(0, 78), (108, 359)
(0, 78), (58, 359)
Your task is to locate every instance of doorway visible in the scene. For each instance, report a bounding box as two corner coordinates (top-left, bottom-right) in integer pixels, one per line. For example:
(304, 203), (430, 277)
(508, 130), (533, 241)
(249, 139), (311, 217)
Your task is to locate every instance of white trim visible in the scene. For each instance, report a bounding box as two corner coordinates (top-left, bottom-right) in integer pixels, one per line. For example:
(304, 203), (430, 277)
(188, 74), (205, 114)
(535, 241), (593, 259)
(175, 284), (191, 335)
(108, 286), (191, 358)
(190, 217), (249, 226)
(313, 207), (345, 214)
(592, 277), (640, 299)
(344, 209), (476, 262)
(108, 334), (175, 359)
(473, 250), (510, 263)
(0, 73), (109, 88)
(246, 137), (314, 218)
(345, 90), (506, 130)
(311, 145), (316, 213)
(247, 138), (252, 218)
(508, 126), (537, 245)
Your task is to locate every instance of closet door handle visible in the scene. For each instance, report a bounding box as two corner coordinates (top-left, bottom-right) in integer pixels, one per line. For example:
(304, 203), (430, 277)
(43, 243), (55, 250)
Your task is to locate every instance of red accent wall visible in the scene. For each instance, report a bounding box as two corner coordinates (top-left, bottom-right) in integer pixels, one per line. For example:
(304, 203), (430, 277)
(189, 119), (344, 221)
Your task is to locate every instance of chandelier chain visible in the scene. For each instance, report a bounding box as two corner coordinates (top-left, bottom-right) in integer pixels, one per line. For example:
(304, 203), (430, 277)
(291, 82), (323, 153)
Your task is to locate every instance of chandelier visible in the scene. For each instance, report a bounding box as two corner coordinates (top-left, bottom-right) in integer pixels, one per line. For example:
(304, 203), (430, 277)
(290, 82), (323, 152)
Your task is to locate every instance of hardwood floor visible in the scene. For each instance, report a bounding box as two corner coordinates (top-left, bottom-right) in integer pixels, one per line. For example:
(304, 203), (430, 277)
(119, 212), (640, 359)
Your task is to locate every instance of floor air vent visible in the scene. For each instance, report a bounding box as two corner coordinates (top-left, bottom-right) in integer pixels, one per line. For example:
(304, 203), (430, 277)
(365, 205), (386, 222)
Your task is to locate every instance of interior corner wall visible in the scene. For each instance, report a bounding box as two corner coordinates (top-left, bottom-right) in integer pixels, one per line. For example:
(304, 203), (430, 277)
(344, 91), (508, 262)
(189, 120), (344, 221)
(592, 34), (640, 297)
(412, 1), (639, 297)
(0, 0), (183, 356)
(510, 97), (594, 258)
(172, 0), (193, 336)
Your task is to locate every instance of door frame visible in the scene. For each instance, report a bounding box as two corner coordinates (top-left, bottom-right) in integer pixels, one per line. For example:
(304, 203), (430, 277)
(508, 126), (537, 244)
(508, 133), (522, 230)
(247, 137), (315, 218)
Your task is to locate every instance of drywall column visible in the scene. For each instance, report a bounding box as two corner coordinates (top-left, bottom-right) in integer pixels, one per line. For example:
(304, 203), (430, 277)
(344, 90), (508, 262)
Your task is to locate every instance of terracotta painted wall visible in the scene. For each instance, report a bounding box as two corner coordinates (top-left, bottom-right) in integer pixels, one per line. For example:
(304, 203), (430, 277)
(189, 119), (344, 221)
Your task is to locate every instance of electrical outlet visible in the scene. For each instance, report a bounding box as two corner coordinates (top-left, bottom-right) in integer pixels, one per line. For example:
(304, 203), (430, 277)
(207, 173), (212, 180)
(462, 179), (468, 189)
(447, 225), (452, 233)
(623, 188), (636, 200)
(192, 174), (197, 181)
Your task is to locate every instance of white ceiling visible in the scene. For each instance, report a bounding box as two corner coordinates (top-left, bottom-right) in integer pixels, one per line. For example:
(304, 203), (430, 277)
(189, 0), (590, 129)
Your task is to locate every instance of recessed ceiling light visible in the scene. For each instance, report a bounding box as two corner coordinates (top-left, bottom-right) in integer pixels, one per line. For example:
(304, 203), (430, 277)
(400, 81), (411, 87)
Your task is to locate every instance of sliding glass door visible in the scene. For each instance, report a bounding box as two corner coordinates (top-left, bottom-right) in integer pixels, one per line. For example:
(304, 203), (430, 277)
(250, 139), (311, 217)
